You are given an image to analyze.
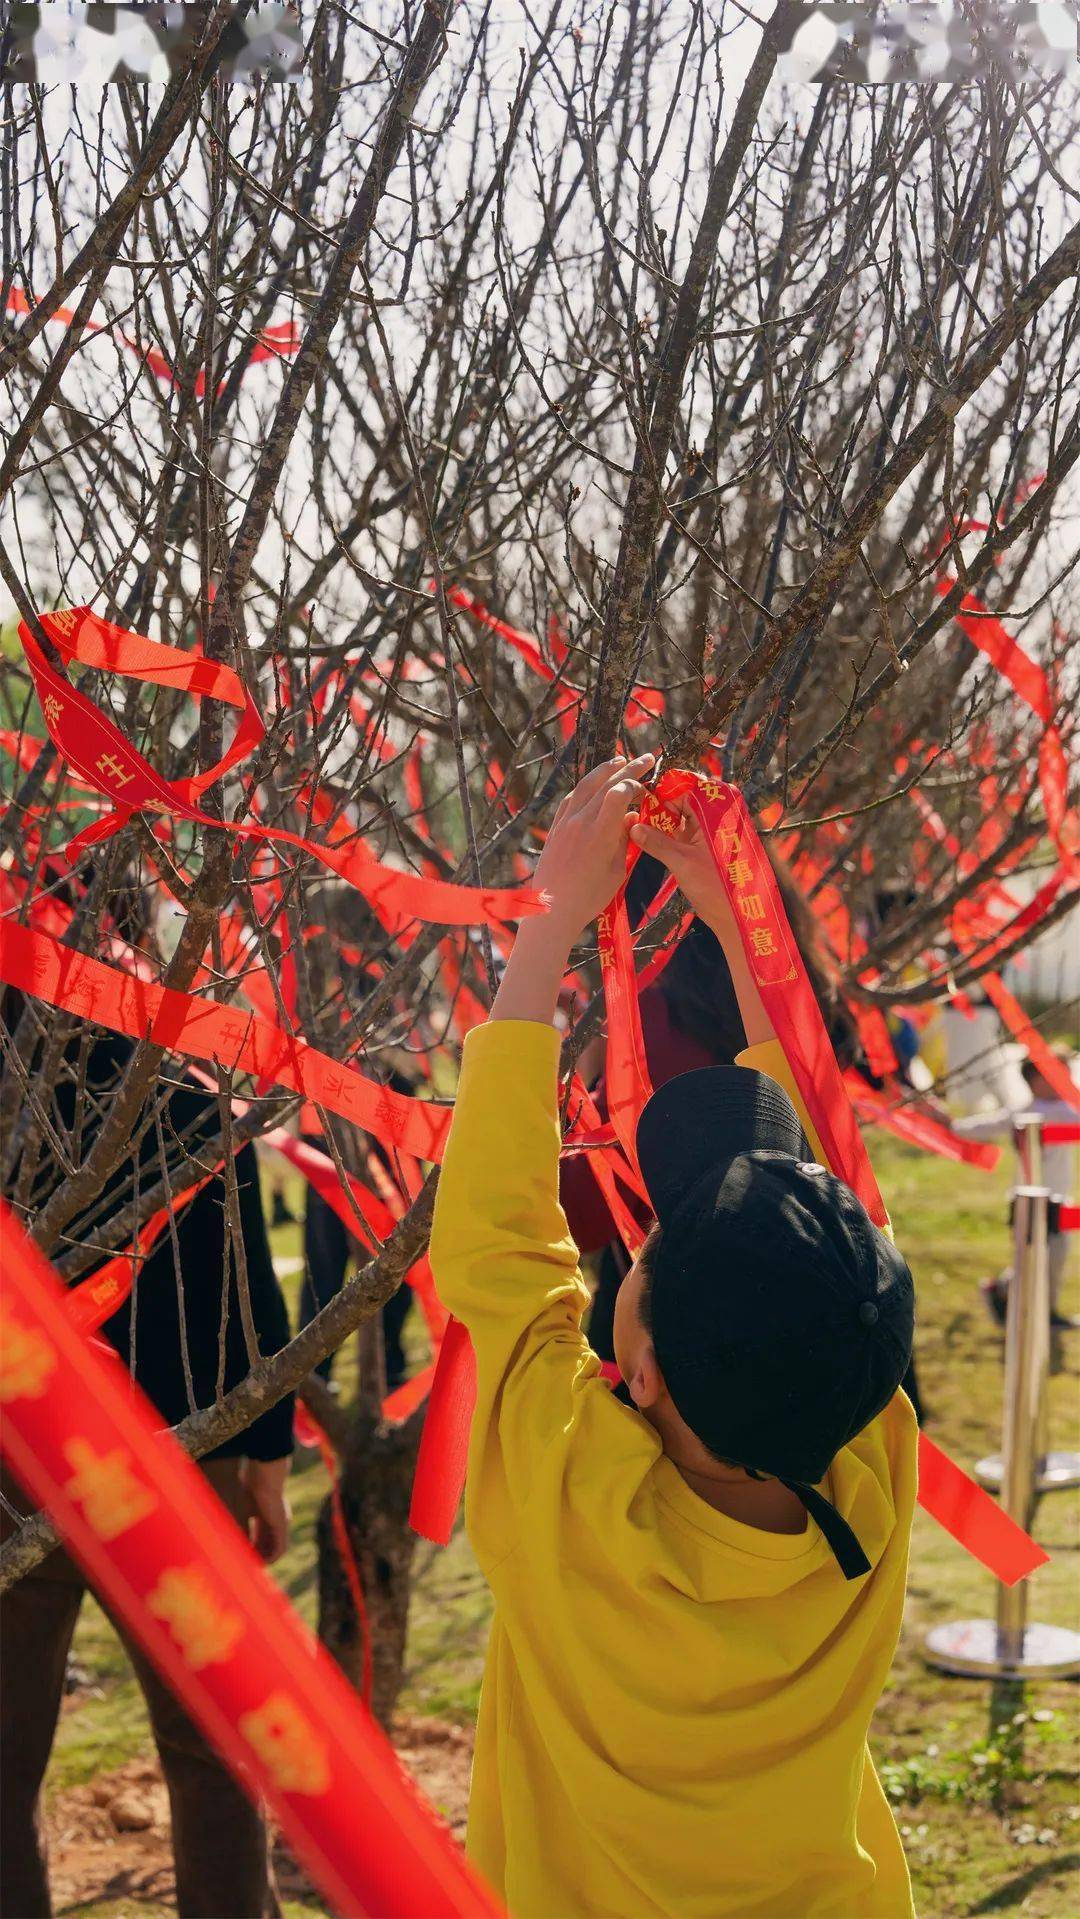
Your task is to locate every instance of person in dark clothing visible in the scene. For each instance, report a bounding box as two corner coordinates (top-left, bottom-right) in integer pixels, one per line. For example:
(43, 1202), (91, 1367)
(301, 1173), (413, 1388)
(298, 1068), (418, 1389)
(0, 1023), (293, 1919)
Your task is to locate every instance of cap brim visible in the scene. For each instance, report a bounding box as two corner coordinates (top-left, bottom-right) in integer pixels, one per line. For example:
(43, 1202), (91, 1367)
(636, 1066), (813, 1225)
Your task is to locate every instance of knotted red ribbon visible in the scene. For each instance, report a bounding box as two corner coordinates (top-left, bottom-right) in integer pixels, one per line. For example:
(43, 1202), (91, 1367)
(18, 607), (543, 931)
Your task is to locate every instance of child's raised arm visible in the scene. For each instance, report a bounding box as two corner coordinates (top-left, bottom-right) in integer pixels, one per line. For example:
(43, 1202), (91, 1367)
(490, 754), (655, 1027)
(630, 799), (777, 1050)
(429, 755), (655, 1568)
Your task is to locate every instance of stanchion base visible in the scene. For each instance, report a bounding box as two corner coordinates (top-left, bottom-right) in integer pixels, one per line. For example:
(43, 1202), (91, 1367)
(974, 1450), (1080, 1493)
(925, 1618), (1080, 1679)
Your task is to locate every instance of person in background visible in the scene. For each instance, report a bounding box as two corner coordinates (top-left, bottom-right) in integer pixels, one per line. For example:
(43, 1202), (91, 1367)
(266, 1156), (298, 1228)
(954, 1048), (1079, 1329)
(298, 1065), (417, 1391)
(0, 1027), (293, 1919)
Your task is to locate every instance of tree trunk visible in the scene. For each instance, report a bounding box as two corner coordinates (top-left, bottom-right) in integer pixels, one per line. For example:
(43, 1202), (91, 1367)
(316, 1403), (425, 1732)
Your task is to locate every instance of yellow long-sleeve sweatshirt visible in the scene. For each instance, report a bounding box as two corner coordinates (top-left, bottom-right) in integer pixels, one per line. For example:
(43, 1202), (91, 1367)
(429, 1020), (917, 1919)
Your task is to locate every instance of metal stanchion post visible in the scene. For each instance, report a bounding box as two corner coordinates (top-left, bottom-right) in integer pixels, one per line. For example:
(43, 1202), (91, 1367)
(1016, 1111), (1042, 1186)
(976, 1116), (1080, 1495)
(926, 1186), (1080, 1678)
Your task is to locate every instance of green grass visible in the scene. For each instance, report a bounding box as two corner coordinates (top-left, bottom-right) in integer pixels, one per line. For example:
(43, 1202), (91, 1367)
(48, 1140), (1080, 1915)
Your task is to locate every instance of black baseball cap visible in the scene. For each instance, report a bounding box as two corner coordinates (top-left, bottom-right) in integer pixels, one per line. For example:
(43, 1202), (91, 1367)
(635, 1068), (914, 1580)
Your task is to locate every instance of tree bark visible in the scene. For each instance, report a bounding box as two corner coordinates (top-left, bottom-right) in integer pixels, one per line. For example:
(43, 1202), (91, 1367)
(317, 1405), (425, 1731)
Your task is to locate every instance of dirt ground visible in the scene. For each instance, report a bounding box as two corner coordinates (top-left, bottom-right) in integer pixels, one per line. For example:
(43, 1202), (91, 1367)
(41, 1716), (473, 1917)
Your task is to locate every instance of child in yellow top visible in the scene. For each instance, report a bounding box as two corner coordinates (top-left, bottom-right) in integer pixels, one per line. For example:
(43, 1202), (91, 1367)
(430, 757), (917, 1919)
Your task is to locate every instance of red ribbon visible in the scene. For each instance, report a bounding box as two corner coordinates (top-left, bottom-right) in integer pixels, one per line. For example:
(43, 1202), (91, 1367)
(911, 785), (1080, 1112)
(66, 1171), (215, 1332)
(980, 972), (1080, 1115)
(446, 587), (665, 739)
(0, 917), (454, 1163)
(595, 891), (654, 1179)
(408, 1317), (477, 1545)
(4, 286), (301, 397)
(933, 577), (1079, 873)
(18, 607), (543, 931)
(666, 776), (890, 1227)
(0, 1203), (503, 1919)
(564, 1077), (650, 1257)
(916, 1431), (1047, 1587)
(265, 1128), (447, 1347)
(844, 1074), (1002, 1170)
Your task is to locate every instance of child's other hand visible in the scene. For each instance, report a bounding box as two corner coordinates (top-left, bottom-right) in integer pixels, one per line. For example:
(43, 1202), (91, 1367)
(535, 754), (655, 941)
(630, 796), (732, 939)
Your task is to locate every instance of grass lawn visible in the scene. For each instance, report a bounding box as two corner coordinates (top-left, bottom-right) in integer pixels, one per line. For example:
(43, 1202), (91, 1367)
(41, 1135), (1080, 1916)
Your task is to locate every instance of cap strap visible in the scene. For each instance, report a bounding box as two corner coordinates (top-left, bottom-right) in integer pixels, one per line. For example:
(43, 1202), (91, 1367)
(782, 1480), (872, 1580)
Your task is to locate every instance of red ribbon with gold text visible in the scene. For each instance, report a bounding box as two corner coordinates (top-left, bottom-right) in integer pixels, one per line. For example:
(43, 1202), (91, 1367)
(0, 1203), (503, 1919)
(17, 607), (542, 931)
(597, 772), (1046, 1583)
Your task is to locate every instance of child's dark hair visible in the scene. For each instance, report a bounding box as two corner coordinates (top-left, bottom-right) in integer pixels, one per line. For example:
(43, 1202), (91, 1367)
(635, 1223), (662, 1335)
(626, 855), (745, 1057)
(626, 847), (863, 1074)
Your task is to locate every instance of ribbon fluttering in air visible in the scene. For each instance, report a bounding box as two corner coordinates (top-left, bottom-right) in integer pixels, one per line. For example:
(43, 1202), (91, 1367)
(934, 517), (1078, 874)
(0, 1203), (503, 1919)
(4, 285), (302, 398)
(17, 607), (544, 931)
(843, 1075), (1001, 1170)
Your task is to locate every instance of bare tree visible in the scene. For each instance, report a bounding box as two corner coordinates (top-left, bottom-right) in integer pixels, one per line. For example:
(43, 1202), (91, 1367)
(1, 3), (1077, 1719)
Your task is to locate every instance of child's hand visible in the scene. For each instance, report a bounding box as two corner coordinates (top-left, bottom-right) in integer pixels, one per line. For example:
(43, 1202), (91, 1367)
(629, 796), (734, 942)
(534, 754), (655, 943)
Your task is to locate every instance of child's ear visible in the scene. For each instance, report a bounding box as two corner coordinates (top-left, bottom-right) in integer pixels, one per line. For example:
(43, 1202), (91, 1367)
(628, 1343), (663, 1411)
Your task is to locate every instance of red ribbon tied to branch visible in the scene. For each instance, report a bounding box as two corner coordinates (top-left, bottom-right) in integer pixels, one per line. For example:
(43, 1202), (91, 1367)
(17, 607), (544, 931)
